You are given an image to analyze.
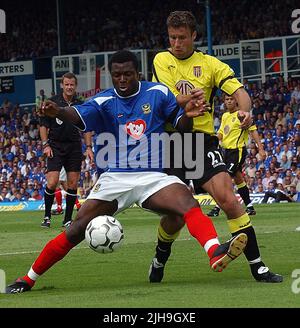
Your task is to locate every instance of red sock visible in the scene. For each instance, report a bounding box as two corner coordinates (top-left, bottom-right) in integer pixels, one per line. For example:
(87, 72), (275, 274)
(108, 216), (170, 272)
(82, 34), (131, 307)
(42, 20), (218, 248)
(75, 197), (81, 209)
(21, 275), (35, 287)
(183, 207), (219, 258)
(31, 231), (75, 276)
(55, 188), (62, 210)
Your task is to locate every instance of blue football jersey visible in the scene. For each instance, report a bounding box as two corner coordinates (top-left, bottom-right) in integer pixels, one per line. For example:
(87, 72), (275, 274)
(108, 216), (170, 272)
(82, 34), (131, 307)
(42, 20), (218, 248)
(73, 81), (184, 172)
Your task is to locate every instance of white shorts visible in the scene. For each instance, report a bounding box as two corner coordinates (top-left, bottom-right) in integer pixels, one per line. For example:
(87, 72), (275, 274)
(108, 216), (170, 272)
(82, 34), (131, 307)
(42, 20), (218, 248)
(59, 167), (67, 182)
(87, 171), (186, 214)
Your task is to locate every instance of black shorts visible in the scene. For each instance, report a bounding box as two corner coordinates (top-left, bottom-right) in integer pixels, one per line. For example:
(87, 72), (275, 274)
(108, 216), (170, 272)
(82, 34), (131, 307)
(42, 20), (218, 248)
(164, 132), (227, 194)
(223, 147), (247, 176)
(46, 141), (83, 173)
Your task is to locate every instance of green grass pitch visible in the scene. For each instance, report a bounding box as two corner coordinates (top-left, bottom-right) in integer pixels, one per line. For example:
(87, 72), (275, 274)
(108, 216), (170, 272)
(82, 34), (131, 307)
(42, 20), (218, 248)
(0, 203), (299, 308)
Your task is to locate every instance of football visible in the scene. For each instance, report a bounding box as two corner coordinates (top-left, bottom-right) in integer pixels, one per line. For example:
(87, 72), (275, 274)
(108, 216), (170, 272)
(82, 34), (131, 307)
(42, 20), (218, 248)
(85, 215), (124, 253)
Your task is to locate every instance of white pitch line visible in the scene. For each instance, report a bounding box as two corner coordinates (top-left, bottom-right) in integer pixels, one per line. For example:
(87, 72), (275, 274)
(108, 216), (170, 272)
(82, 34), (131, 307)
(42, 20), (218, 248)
(0, 246), (89, 257)
(0, 230), (286, 257)
(0, 237), (193, 257)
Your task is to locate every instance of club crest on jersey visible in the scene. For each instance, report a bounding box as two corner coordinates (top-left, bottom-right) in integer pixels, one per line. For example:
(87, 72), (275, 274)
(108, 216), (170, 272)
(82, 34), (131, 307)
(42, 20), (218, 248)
(224, 125), (230, 135)
(92, 183), (101, 193)
(168, 64), (175, 70)
(142, 103), (151, 114)
(56, 118), (63, 125)
(193, 66), (202, 77)
(125, 119), (146, 139)
(232, 117), (236, 123)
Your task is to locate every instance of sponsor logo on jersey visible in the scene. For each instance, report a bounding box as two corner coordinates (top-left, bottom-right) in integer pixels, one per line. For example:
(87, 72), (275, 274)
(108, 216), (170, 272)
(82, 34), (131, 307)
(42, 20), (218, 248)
(125, 119), (146, 139)
(175, 80), (194, 95)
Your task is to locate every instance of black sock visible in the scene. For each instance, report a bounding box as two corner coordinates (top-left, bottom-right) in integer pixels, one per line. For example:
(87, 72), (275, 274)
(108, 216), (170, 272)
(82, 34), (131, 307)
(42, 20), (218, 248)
(250, 261), (265, 276)
(155, 239), (172, 264)
(44, 187), (55, 218)
(232, 226), (260, 263)
(238, 185), (251, 206)
(64, 189), (77, 223)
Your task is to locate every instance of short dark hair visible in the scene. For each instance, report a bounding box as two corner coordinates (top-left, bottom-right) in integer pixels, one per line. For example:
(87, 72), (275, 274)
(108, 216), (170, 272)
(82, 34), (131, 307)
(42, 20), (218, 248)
(167, 11), (197, 33)
(108, 50), (139, 72)
(61, 72), (77, 84)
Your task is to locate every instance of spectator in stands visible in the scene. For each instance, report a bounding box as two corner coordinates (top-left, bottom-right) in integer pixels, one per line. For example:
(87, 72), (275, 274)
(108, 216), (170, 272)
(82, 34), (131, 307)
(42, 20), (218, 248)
(262, 181), (295, 203)
(30, 190), (43, 201)
(262, 169), (272, 189)
(256, 184), (265, 193)
(280, 154), (291, 170)
(82, 171), (94, 197)
(291, 86), (300, 103)
(275, 112), (287, 128)
(0, 191), (11, 202)
(280, 144), (293, 162)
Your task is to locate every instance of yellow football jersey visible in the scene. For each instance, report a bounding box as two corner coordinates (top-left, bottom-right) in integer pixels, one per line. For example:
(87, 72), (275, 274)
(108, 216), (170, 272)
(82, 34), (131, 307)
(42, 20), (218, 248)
(152, 50), (243, 135)
(218, 111), (257, 149)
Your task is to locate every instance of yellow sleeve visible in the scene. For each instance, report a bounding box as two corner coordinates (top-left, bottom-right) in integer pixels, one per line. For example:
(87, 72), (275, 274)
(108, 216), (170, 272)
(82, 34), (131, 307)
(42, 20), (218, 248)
(248, 123), (257, 132)
(218, 113), (225, 136)
(209, 56), (243, 95)
(152, 53), (179, 97)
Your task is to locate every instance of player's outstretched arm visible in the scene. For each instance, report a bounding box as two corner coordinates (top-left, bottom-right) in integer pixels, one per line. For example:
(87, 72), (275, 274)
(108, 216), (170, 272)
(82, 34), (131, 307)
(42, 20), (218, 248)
(38, 100), (83, 128)
(233, 88), (252, 129)
(250, 129), (266, 160)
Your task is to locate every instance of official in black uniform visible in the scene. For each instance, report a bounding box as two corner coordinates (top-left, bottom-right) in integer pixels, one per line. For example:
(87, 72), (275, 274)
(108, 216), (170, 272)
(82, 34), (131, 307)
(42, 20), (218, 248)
(39, 72), (93, 228)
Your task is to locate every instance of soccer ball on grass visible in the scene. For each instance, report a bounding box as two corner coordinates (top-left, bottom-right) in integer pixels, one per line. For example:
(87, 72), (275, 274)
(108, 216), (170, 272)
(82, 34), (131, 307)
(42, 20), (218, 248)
(85, 215), (124, 253)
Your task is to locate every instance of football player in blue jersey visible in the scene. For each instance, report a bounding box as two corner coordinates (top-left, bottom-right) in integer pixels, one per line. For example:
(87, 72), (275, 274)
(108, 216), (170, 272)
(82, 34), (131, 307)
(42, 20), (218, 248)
(6, 50), (248, 293)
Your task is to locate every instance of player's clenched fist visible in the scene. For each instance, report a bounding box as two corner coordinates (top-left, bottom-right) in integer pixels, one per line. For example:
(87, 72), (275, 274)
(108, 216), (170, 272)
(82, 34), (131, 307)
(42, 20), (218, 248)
(37, 100), (60, 118)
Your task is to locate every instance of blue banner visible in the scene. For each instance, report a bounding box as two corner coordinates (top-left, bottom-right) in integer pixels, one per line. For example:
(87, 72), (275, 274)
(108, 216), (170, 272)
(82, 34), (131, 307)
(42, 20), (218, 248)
(0, 193), (297, 212)
(0, 200), (85, 212)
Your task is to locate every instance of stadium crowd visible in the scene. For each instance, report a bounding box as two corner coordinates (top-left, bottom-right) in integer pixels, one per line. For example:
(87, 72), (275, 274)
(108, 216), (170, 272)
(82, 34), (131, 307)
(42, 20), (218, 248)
(0, 0), (298, 62)
(0, 99), (97, 202)
(0, 0), (300, 203)
(0, 75), (299, 202)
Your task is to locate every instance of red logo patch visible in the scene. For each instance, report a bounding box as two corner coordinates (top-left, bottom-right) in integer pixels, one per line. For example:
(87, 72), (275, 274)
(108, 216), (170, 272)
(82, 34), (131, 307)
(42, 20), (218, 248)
(125, 119), (146, 139)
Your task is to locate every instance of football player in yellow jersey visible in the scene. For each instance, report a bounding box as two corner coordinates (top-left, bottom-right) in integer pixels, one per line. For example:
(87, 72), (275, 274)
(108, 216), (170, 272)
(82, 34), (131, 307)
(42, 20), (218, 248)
(208, 93), (266, 217)
(149, 10), (283, 283)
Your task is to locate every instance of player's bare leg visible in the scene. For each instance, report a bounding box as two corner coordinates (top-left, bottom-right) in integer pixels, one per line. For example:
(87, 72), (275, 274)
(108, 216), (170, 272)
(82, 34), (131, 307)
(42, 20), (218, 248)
(143, 183), (247, 282)
(6, 199), (118, 293)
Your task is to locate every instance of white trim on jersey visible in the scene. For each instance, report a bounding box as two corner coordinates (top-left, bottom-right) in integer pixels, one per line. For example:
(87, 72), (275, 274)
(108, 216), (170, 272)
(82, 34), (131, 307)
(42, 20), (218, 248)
(93, 95), (114, 105)
(146, 84), (168, 96)
(72, 106), (86, 132)
(114, 81), (141, 98)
